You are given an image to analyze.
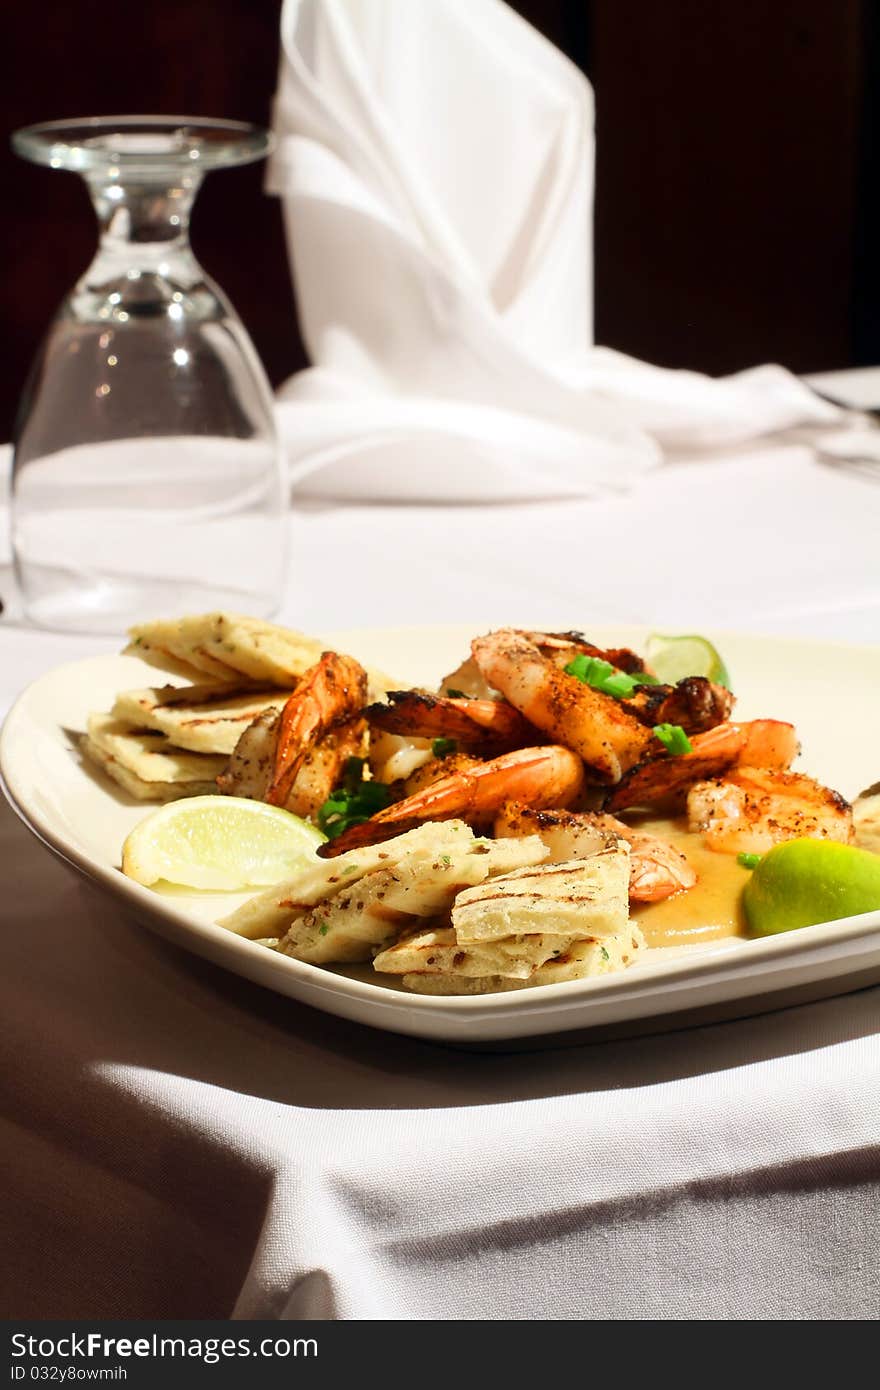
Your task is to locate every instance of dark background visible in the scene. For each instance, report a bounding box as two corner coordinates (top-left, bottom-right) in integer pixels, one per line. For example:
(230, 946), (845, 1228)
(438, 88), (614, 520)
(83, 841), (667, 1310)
(1, 0), (877, 440)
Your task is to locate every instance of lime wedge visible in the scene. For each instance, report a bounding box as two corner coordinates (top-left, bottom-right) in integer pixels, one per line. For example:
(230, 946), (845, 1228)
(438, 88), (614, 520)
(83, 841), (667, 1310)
(743, 838), (880, 937)
(645, 633), (731, 688)
(122, 795), (326, 890)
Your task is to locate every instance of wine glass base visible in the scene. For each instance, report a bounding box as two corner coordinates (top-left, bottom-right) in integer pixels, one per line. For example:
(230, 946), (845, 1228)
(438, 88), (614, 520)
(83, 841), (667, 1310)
(20, 569), (281, 635)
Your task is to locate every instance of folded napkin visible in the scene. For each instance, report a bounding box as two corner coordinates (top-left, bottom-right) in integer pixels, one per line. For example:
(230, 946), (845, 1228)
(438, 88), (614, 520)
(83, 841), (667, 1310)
(268, 0), (839, 500)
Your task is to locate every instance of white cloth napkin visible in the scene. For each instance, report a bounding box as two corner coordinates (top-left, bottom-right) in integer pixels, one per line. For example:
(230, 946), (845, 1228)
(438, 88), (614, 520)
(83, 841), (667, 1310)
(268, 0), (839, 500)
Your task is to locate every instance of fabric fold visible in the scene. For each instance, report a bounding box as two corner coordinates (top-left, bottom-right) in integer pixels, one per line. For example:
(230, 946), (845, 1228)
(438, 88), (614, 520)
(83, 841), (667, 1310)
(268, 0), (840, 499)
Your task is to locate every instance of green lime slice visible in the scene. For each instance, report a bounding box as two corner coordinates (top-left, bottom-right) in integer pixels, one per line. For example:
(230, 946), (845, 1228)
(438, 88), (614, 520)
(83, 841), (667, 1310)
(743, 838), (880, 937)
(645, 633), (731, 688)
(122, 795), (326, 891)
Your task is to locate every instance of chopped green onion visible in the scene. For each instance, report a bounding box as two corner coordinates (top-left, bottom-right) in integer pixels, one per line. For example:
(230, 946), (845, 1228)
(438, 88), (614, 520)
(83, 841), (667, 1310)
(564, 654), (609, 685)
(444, 688), (467, 699)
(602, 672), (639, 699)
(564, 654), (657, 700)
(652, 723), (693, 755)
(341, 756), (366, 794)
(737, 852), (762, 870)
(361, 782), (391, 809)
(563, 654), (587, 682)
(317, 763), (391, 840)
(633, 669), (660, 685)
(432, 737), (458, 758)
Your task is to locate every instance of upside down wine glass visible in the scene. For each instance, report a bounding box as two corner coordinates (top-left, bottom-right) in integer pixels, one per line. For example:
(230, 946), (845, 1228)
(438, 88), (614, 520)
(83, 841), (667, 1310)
(11, 117), (287, 632)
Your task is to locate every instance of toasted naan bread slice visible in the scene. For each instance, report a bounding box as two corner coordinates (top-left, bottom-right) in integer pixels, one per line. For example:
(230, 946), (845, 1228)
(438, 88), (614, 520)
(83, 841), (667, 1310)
(221, 823), (548, 945)
(125, 612), (398, 697)
(280, 858), (476, 965)
(112, 685), (289, 756)
(82, 714), (225, 801)
(125, 613), (324, 685)
(373, 925), (577, 980)
(223, 821), (470, 938)
(452, 845), (631, 944)
(278, 832), (549, 964)
(399, 925), (646, 994)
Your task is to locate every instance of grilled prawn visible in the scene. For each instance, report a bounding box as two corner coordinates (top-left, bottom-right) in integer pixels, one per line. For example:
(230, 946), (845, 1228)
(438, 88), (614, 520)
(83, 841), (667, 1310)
(687, 767), (853, 855)
(317, 745), (585, 856)
(517, 631), (733, 732)
(471, 629), (654, 783)
(267, 652), (367, 808)
(607, 719), (799, 812)
(219, 652), (368, 818)
(366, 690), (535, 751)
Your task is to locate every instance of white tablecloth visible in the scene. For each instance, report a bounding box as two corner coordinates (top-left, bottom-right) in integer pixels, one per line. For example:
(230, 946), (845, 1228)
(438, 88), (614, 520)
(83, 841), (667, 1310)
(1, 423), (879, 1321)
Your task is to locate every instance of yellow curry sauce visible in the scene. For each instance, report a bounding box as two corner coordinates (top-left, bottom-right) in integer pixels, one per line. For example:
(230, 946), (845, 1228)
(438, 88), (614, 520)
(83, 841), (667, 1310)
(627, 816), (749, 946)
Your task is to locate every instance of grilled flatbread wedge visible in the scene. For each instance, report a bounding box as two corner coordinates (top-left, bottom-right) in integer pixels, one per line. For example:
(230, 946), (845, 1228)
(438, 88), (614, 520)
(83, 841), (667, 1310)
(125, 613), (324, 685)
(373, 925), (579, 980)
(220, 821), (548, 949)
(400, 925), (646, 994)
(223, 821), (468, 938)
(112, 685), (289, 756)
(82, 713), (225, 801)
(452, 844), (630, 944)
(281, 857), (481, 965)
(124, 612), (398, 698)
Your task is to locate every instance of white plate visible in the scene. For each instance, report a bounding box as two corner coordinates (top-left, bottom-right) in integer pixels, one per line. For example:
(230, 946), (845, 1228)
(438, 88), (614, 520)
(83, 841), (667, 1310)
(2, 625), (880, 1044)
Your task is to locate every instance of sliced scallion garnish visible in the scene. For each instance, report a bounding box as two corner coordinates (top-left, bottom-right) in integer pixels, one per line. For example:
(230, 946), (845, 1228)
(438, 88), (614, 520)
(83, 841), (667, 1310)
(432, 737), (458, 758)
(564, 654), (651, 700)
(652, 723), (693, 755)
(737, 852), (762, 870)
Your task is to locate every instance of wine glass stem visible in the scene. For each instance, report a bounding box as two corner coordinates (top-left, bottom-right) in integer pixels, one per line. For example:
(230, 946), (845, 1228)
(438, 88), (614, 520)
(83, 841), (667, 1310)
(85, 174), (203, 276)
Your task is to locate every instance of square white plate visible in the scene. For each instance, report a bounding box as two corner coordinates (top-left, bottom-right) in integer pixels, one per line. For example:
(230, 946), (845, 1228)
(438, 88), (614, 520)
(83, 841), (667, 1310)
(2, 625), (879, 1043)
